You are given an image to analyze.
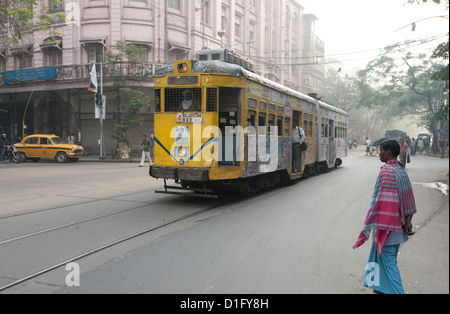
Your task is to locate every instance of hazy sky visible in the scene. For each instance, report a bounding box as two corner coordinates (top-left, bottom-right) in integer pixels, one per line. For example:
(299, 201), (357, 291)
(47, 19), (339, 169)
(300, 0), (449, 70)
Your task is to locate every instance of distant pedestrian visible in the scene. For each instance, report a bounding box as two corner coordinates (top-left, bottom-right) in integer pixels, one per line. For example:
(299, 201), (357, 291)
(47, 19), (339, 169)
(67, 133), (76, 144)
(439, 136), (446, 159)
(0, 134), (7, 161)
(365, 137), (371, 156)
(399, 139), (408, 166)
(410, 138), (416, 156)
(417, 138), (424, 155)
(353, 140), (417, 294)
(139, 135), (153, 167)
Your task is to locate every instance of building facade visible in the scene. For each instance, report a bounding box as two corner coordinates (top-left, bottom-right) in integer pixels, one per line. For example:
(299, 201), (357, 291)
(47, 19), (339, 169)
(0, 0), (325, 155)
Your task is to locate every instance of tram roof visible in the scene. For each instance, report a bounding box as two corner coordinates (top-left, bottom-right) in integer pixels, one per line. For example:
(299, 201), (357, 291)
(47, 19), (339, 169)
(155, 60), (347, 116)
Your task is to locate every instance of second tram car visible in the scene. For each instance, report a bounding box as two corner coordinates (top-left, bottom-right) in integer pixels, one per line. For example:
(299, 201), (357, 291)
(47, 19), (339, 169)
(150, 49), (348, 197)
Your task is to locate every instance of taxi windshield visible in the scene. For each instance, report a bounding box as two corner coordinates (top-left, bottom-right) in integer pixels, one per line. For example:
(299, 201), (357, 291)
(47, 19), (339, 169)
(51, 137), (65, 144)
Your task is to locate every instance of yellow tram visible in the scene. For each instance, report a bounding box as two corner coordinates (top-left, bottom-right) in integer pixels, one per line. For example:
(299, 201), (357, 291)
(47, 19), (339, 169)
(150, 49), (348, 197)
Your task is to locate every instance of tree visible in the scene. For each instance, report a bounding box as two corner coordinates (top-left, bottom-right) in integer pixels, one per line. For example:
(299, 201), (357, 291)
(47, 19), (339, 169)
(357, 41), (446, 153)
(103, 41), (151, 158)
(0, 0), (65, 48)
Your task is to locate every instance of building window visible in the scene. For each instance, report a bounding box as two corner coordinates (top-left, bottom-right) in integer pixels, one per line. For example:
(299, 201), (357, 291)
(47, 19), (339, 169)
(201, 0), (210, 25)
(168, 0), (180, 10)
(87, 44), (104, 63)
(16, 52), (32, 69)
(45, 48), (62, 66)
(235, 14), (242, 39)
(221, 5), (228, 31)
(49, 0), (63, 12)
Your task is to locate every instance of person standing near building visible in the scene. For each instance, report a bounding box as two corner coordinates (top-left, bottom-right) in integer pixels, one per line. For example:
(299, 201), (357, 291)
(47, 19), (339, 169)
(139, 134), (153, 167)
(353, 140), (417, 294)
(0, 134), (8, 161)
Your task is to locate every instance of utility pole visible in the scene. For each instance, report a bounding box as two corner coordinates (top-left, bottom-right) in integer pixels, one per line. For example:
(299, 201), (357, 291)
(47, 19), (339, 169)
(100, 56), (104, 158)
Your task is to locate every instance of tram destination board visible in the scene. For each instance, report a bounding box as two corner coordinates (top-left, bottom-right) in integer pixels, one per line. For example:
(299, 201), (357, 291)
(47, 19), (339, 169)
(176, 112), (202, 124)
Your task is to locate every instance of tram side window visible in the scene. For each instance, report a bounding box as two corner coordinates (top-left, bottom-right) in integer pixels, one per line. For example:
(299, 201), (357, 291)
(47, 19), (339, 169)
(268, 114), (275, 135)
(321, 118), (329, 137)
(206, 88), (217, 112)
(277, 116), (283, 136)
(155, 89), (161, 112)
(259, 114), (267, 135)
(164, 88), (202, 112)
(284, 117), (290, 135)
(247, 111), (256, 129)
(303, 117), (308, 137)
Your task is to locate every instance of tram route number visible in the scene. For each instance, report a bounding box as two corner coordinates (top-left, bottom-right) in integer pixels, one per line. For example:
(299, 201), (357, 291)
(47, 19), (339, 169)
(180, 298), (269, 311)
(176, 112), (202, 124)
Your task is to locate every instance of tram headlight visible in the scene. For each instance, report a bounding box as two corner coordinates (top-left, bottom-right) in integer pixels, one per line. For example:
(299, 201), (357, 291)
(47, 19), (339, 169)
(177, 63), (188, 73)
(176, 146), (188, 157)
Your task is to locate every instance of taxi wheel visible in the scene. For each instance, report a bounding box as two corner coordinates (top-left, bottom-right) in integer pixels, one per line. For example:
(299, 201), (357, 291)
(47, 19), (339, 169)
(18, 152), (27, 162)
(56, 152), (68, 163)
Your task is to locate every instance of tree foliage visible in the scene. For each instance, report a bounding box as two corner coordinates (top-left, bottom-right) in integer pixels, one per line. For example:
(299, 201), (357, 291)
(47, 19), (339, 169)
(0, 0), (65, 48)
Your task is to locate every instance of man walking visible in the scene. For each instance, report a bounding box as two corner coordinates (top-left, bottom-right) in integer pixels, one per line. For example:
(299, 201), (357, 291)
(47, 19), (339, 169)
(353, 140), (417, 294)
(139, 134), (153, 167)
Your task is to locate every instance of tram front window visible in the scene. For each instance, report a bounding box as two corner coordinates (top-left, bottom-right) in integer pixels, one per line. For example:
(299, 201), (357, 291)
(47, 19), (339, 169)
(165, 88), (202, 112)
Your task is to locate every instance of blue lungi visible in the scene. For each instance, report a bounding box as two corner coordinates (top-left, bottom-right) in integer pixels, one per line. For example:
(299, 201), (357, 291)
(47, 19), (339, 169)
(363, 242), (405, 294)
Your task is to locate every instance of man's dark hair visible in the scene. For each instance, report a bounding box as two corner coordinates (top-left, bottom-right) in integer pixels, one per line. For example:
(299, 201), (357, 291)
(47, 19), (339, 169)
(380, 140), (400, 157)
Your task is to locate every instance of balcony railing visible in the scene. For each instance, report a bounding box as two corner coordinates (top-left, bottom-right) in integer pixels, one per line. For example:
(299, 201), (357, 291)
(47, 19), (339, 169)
(0, 61), (167, 86)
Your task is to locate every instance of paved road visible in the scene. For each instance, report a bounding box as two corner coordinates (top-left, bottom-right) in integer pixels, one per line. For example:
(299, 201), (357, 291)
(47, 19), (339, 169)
(0, 149), (448, 295)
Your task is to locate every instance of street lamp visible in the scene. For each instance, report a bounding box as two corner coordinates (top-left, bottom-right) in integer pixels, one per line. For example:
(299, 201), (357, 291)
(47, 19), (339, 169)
(218, 29), (226, 47)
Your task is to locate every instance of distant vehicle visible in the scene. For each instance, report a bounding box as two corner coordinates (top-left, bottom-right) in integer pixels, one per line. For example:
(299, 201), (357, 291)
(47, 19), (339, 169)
(385, 129), (407, 142)
(15, 134), (84, 163)
(417, 133), (430, 143)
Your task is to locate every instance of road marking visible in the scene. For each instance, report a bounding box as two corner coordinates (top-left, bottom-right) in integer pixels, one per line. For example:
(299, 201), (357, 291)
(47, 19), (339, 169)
(412, 182), (449, 196)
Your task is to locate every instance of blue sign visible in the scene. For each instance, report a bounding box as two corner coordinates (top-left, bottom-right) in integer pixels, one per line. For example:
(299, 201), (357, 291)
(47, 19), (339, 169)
(5, 66), (57, 84)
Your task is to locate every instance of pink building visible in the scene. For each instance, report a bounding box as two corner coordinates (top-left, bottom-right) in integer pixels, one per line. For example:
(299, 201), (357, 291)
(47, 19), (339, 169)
(0, 0), (324, 154)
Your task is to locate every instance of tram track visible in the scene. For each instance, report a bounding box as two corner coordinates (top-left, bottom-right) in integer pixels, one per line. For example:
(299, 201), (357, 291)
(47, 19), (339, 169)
(0, 186), (162, 220)
(0, 193), (240, 293)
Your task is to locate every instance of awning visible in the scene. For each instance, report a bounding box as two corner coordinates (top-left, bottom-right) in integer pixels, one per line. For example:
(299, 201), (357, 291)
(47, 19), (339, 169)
(80, 36), (107, 47)
(9, 44), (33, 55)
(40, 37), (62, 50)
(124, 37), (153, 48)
(168, 41), (191, 52)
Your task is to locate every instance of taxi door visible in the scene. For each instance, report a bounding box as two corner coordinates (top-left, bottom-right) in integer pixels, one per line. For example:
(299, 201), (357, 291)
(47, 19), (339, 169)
(39, 137), (54, 158)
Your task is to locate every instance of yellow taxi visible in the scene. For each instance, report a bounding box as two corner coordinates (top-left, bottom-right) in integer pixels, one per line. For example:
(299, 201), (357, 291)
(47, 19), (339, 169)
(15, 134), (84, 163)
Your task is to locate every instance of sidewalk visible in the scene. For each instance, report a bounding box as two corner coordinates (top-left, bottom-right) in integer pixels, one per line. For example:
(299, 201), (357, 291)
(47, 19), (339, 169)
(80, 154), (141, 162)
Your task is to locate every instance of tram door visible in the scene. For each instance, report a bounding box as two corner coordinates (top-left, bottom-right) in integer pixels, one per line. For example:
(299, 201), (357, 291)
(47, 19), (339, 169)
(292, 110), (303, 171)
(328, 119), (335, 164)
(218, 87), (240, 166)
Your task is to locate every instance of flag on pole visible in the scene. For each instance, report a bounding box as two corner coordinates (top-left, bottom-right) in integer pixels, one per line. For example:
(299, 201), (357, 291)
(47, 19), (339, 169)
(88, 62), (98, 92)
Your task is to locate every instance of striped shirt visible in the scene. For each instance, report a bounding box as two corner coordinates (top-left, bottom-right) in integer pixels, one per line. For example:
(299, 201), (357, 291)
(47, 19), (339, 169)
(353, 159), (417, 255)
